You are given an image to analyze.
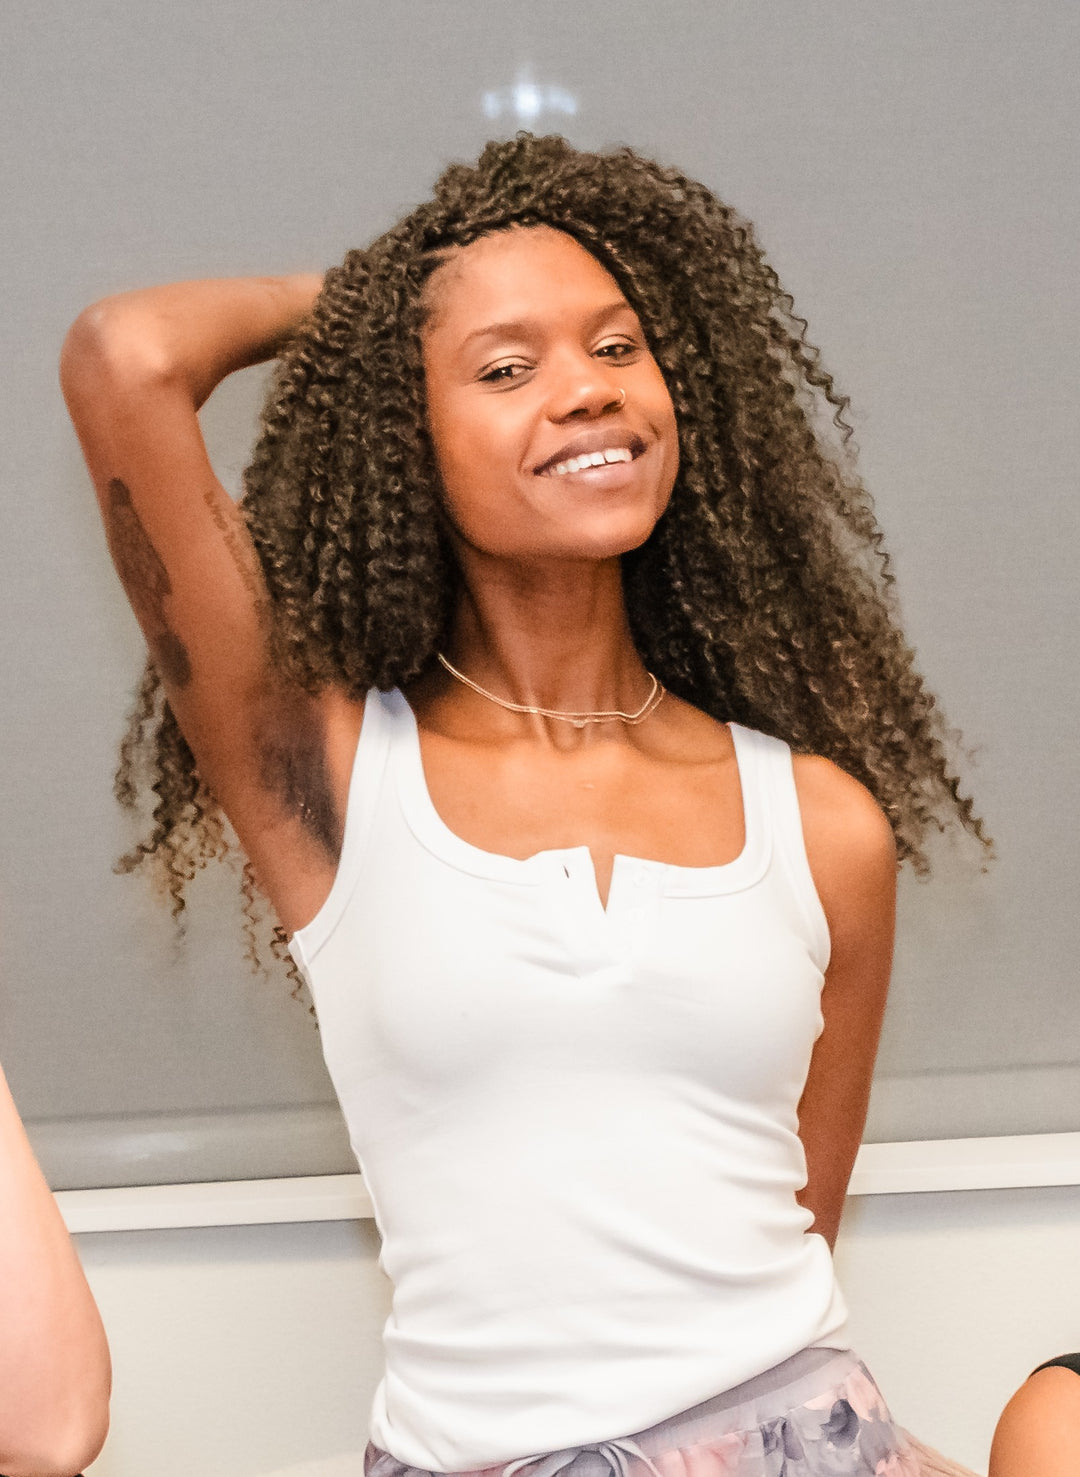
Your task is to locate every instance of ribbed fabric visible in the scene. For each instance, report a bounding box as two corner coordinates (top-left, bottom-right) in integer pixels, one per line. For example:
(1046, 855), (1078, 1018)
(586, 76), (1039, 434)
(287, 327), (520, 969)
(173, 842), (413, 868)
(289, 689), (849, 1471)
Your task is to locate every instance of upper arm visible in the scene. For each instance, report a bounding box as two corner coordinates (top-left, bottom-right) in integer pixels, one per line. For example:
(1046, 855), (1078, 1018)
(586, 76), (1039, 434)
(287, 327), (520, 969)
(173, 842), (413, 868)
(791, 755), (898, 1249)
(61, 312), (269, 709)
(60, 302), (350, 927)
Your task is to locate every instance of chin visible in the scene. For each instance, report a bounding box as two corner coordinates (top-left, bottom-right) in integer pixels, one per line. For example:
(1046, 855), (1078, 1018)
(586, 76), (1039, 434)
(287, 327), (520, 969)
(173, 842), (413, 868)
(556, 505), (663, 559)
(454, 496), (667, 565)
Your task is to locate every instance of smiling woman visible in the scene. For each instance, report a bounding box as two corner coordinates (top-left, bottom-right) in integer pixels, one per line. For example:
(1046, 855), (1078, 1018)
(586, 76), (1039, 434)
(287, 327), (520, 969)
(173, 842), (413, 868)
(421, 227), (679, 568)
(61, 134), (988, 1475)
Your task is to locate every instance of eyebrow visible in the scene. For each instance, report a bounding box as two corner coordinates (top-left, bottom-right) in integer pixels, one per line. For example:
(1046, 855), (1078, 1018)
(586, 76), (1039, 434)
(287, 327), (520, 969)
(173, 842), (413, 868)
(459, 299), (635, 353)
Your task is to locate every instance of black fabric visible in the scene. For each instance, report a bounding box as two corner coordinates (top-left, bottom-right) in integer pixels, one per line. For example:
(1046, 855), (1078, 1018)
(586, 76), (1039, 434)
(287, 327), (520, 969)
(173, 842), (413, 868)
(1032, 1352), (1080, 1378)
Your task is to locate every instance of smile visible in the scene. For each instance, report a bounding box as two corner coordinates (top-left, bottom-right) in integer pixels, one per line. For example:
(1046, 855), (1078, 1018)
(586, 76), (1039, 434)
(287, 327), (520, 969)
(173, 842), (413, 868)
(533, 430), (648, 477)
(541, 447), (635, 478)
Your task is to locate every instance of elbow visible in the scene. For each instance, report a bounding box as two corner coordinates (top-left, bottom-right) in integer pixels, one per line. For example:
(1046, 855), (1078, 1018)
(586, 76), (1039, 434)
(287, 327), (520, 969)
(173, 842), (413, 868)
(0, 1337), (112, 1477)
(0, 1406), (111, 1477)
(59, 300), (173, 412)
(57, 1402), (112, 1477)
(66, 1395), (112, 1475)
(70, 1402), (112, 1475)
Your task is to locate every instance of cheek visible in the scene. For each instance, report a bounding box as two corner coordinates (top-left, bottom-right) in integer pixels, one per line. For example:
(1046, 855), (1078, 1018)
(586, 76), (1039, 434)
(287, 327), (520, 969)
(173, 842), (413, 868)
(637, 358), (678, 451)
(431, 419), (502, 518)
(425, 407), (514, 546)
(427, 388), (524, 504)
(425, 392), (474, 505)
(652, 389), (681, 496)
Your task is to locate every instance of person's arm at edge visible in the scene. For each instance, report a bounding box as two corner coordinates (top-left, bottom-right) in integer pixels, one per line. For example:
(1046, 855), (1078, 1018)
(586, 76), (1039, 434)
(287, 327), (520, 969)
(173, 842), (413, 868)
(989, 1364), (1080, 1476)
(0, 1061), (110, 1476)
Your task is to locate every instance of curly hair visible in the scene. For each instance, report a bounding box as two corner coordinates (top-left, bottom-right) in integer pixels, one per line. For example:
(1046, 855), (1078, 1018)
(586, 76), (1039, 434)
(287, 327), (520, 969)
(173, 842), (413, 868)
(115, 132), (991, 978)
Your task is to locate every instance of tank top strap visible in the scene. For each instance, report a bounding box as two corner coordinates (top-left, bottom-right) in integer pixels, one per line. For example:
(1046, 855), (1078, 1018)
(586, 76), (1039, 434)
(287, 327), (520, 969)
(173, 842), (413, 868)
(288, 686), (397, 969)
(728, 723), (831, 973)
(1032, 1352), (1080, 1378)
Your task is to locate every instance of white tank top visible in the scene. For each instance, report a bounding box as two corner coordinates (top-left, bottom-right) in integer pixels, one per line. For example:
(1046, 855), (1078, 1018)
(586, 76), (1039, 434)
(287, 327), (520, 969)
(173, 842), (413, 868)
(288, 688), (849, 1470)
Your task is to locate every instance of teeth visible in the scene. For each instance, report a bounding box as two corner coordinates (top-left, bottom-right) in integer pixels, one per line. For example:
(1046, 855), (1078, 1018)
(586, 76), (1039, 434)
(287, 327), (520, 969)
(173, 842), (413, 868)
(546, 447), (634, 476)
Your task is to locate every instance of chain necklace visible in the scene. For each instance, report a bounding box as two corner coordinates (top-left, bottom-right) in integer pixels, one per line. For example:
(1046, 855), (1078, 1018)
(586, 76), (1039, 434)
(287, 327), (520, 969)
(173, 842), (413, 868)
(437, 653), (665, 729)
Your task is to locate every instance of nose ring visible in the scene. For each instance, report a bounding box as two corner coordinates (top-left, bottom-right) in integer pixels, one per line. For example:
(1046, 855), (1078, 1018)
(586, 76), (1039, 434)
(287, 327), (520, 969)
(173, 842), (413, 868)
(615, 387), (626, 409)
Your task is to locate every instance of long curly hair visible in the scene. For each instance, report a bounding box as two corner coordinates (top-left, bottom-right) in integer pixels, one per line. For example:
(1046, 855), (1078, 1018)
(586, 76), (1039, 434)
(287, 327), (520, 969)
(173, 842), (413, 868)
(115, 133), (991, 974)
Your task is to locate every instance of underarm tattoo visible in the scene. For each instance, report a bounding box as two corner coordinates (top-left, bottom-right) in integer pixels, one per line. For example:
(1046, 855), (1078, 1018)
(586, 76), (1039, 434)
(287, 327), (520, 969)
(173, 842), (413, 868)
(201, 487), (269, 615)
(106, 478), (192, 689)
(256, 692), (343, 863)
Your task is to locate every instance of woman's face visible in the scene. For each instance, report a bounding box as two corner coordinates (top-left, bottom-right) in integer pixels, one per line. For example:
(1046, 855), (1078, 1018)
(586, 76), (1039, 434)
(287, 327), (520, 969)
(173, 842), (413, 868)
(421, 225), (679, 566)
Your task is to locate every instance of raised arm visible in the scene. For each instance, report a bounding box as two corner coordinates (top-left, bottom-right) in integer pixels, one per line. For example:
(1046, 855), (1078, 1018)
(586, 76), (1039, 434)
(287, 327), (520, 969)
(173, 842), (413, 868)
(0, 1058), (110, 1477)
(60, 276), (360, 931)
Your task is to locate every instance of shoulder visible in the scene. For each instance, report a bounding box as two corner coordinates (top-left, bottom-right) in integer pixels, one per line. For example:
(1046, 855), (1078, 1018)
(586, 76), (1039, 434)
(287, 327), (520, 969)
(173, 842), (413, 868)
(1020, 1362), (1080, 1399)
(789, 753), (897, 943)
(789, 753), (896, 861)
(991, 1363), (1080, 1473)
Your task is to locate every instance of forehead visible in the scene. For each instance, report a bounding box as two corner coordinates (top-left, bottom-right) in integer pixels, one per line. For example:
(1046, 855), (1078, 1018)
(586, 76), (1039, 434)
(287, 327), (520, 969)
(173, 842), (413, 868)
(422, 225), (627, 337)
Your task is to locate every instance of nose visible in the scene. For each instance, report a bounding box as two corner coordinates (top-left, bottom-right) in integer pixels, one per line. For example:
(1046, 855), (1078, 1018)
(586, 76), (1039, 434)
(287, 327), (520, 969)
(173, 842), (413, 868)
(546, 351), (624, 422)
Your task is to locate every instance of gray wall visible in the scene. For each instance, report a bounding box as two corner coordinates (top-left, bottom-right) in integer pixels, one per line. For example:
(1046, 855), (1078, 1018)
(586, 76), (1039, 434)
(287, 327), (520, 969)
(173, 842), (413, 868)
(1, 1), (1077, 1188)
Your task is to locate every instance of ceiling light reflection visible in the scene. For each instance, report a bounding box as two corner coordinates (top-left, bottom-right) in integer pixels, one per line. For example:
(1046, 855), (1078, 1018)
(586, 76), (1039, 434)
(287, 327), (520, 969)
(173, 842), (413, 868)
(482, 74), (578, 124)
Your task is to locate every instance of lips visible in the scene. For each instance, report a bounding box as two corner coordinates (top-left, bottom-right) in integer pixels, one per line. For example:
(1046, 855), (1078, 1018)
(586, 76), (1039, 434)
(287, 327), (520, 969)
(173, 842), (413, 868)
(533, 429), (647, 477)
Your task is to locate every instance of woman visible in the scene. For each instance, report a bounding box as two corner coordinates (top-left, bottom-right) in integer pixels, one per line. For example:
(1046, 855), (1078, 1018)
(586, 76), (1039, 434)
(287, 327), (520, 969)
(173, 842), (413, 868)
(61, 135), (988, 1476)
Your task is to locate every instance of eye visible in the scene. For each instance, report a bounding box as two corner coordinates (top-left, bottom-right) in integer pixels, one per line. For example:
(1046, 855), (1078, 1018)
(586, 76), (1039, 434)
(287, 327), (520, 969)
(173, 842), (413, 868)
(477, 360), (531, 385)
(595, 339), (641, 361)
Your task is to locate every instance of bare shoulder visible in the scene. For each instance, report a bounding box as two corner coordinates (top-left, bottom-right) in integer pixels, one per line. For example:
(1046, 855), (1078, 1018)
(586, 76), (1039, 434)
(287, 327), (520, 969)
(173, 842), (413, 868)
(790, 754), (895, 855)
(991, 1365), (1080, 1475)
(790, 754), (897, 934)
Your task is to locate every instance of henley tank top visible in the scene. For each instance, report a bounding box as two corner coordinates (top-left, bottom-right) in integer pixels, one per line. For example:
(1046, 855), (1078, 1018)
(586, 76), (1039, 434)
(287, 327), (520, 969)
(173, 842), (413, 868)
(288, 688), (849, 1471)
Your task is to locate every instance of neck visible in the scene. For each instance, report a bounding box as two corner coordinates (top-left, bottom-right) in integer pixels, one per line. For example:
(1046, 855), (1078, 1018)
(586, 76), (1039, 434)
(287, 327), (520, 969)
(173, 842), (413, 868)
(445, 553), (650, 716)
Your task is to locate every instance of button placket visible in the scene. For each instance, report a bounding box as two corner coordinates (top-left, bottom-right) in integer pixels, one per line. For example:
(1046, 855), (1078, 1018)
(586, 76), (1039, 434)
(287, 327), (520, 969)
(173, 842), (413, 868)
(550, 850), (611, 974)
(547, 853), (664, 975)
(605, 858), (658, 965)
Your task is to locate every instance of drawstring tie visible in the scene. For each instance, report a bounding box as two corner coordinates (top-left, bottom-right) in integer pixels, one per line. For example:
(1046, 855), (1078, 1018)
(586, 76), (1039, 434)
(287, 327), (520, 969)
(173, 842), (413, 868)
(502, 1436), (665, 1477)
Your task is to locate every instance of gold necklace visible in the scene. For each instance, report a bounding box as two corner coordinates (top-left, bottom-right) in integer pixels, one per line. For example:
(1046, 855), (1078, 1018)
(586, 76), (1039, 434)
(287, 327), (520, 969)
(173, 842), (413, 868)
(437, 653), (665, 729)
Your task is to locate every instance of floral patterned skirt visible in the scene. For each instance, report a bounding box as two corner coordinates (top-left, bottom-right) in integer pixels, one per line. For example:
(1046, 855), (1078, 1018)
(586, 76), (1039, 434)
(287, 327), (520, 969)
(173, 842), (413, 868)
(364, 1347), (979, 1477)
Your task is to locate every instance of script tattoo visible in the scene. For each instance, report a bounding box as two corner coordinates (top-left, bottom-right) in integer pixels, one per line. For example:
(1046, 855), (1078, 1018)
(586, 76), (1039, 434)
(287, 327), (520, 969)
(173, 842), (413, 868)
(201, 487), (269, 615)
(106, 478), (192, 688)
(256, 690), (343, 862)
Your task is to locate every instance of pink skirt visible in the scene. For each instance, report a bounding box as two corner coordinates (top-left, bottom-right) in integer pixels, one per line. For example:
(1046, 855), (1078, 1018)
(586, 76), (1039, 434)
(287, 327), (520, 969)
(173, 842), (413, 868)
(364, 1347), (979, 1477)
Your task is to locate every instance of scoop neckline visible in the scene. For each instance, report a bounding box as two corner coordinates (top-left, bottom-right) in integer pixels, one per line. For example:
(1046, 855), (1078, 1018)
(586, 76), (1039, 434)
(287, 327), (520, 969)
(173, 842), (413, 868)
(386, 687), (771, 897)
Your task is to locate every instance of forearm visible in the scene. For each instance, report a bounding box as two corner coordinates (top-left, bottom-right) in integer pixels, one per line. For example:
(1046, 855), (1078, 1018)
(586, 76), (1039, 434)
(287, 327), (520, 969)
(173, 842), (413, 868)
(60, 272), (325, 410)
(0, 1064), (110, 1476)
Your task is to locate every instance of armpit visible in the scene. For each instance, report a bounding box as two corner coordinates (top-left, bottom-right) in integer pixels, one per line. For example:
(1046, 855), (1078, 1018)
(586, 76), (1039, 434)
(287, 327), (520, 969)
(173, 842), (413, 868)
(255, 689), (343, 862)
